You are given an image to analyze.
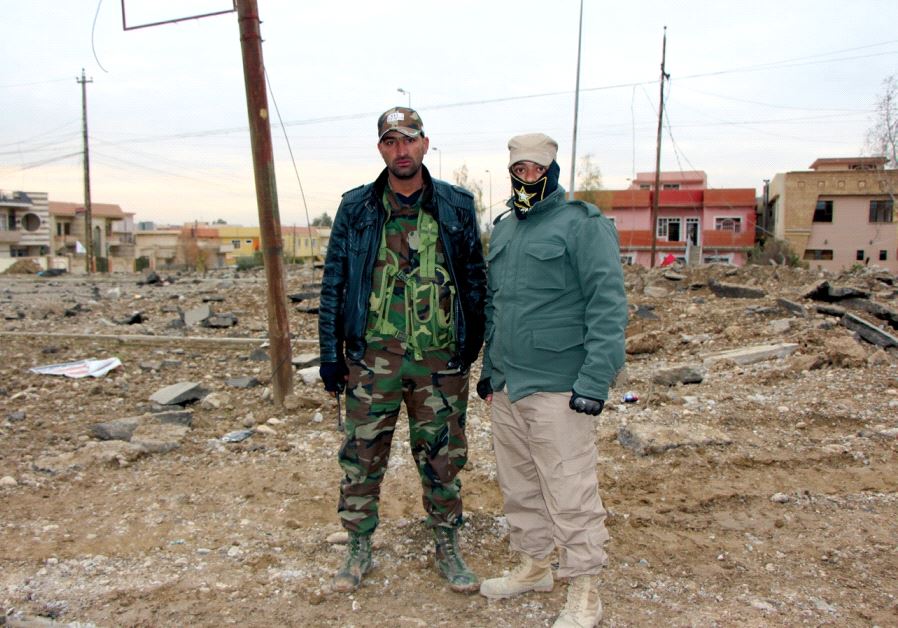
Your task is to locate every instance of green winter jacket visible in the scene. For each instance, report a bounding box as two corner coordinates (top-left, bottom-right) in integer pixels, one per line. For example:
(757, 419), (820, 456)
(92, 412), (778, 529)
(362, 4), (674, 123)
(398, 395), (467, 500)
(481, 186), (627, 403)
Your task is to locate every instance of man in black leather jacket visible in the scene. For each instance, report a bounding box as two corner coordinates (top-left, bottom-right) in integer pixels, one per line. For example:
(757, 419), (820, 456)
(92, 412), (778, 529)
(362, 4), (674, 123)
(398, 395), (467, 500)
(318, 107), (486, 594)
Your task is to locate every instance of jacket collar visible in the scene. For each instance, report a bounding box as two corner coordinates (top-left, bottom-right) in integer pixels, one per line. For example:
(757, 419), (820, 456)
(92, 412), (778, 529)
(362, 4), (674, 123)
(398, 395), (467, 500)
(372, 166), (436, 214)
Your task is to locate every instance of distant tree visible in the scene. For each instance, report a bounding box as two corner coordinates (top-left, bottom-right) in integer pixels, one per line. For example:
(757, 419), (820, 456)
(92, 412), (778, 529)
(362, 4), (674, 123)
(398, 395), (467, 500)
(577, 153), (603, 191)
(865, 74), (898, 168)
(213, 218), (227, 225)
(452, 164), (484, 216)
(311, 212), (333, 227)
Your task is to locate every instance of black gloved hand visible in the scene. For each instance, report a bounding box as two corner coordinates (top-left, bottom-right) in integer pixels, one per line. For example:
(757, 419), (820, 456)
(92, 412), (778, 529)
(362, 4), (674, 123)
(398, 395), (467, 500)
(320, 360), (348, 393)
(476, 377), (493, 400)
(447, 355), (469, 374)
(569, 390), (605, 416)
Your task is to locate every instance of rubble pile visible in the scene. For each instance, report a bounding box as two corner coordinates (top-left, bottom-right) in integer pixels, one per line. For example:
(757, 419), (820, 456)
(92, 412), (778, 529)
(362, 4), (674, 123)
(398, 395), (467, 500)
(0, 262), (896, 626)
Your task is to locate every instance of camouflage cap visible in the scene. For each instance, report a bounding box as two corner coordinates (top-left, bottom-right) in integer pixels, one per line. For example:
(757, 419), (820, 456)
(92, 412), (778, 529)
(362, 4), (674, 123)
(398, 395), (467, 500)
(377, 107), (424, 140)
(508, 133), (559, 168)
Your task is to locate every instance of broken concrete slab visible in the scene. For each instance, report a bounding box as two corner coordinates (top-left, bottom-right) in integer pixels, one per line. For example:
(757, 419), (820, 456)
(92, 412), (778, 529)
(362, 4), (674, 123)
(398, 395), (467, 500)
(184, 304), (212, 326)
(708, 280), (766, 299)
(152, 409), (194, 427)
(130, 423), (189, 454)
(618, 423), (732, 456)
(652, 364), (705, 386)
(204, 312), (238, 328)
(841, 313), (898, 348)
(226, 376), (260, 389)
(703, 342), (799, 367)
(292, 352), (321, 368)
(149, 382), (208, 406)
(91, 417), (141, 441)
(803, 281), (870, 302)
(777, 297), (808, 317)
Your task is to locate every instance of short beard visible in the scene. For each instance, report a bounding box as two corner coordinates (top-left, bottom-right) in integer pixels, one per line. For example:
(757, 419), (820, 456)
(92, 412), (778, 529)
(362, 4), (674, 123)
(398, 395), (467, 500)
(388, 164), (420, 180)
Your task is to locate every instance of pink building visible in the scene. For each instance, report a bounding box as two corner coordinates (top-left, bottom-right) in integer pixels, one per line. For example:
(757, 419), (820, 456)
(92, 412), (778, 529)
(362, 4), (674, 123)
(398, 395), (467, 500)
(764, 157), (898, 273)
(578, 171), (757, 267)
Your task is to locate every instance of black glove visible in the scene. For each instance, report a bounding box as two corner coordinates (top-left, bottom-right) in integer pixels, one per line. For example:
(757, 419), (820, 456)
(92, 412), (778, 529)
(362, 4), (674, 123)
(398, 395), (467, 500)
(447, 355), (469, 374)
(569, 390), (605, 416)
(320, 361), (348, 393)
(476, 377), (493, 400)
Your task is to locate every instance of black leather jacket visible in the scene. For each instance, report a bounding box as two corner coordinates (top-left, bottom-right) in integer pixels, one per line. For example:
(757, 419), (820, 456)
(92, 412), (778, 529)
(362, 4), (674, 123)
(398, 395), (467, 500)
(319, 166), (486, 368)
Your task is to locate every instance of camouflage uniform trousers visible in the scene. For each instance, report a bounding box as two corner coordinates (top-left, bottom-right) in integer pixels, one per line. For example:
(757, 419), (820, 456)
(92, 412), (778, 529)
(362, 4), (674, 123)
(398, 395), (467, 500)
(338, 341), (470, 536)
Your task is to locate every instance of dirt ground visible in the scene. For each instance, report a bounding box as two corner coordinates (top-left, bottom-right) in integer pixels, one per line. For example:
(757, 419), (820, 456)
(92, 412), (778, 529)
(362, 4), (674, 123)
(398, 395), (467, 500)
(1, 262), (897, 627)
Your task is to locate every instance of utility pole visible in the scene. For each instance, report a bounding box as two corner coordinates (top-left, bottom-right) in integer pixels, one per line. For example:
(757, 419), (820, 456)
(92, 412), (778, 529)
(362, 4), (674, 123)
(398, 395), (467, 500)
(236, 0), (292, 405)
(568, 0), (584, 200)
(649, 26), (669, 268)
(77, 68), (94, 274)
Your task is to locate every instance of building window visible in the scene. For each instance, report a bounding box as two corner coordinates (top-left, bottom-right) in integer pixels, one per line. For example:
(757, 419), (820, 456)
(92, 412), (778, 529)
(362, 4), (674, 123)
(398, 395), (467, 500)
(639, 184), (651, 190)
(231, 240), (241, 248)
(856, 250), (865, 261)
(803, 249), (833, 261)
(813, 200), (833, 222)
(10, 247), (28, 258)
(869, 199), (893, 223)
(714, 217), (742, 233)
(657, 217), (681, 241)
(662, 183), (680, 190)
(880, 250), (888, 261)
(245, 239), (252, 245)
(620, 254), (635, 265)
(703, 254), (733, 264)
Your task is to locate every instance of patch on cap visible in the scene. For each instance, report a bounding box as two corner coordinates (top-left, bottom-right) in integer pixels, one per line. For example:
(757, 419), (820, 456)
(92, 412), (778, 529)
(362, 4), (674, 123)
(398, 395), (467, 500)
(378, 107), (424, 139)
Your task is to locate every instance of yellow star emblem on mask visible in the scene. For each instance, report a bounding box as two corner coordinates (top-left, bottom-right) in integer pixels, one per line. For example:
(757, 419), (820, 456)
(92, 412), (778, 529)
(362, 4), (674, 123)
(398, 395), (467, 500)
(514, 186), (536, 208)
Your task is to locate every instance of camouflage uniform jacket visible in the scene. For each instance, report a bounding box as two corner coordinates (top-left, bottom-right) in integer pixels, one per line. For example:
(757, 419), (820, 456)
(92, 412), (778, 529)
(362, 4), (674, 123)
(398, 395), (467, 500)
(319, 166), (487, 368)
(481, 186), (627, 403)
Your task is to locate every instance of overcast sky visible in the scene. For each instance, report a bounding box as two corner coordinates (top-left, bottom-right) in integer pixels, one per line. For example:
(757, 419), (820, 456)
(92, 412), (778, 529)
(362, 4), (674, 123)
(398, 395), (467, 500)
(3, 0), (897, 227)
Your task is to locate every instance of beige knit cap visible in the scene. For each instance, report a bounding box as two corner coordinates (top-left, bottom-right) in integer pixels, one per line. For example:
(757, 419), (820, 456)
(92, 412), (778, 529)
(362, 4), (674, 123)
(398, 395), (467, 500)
(507, 133), (559, 168)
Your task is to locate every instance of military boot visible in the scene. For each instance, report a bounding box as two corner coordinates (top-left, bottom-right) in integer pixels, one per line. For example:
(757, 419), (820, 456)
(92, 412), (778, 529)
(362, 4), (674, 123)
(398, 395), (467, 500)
(479, 553), (554, 599)
(433, 526), (480, 593)
(552, 575), (603, 627)
(332, 533), (372, 593)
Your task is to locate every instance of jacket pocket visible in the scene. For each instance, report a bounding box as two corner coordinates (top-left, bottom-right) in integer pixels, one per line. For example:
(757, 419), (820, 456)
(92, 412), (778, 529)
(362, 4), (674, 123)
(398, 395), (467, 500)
(524, 242), (566, 289)
(532, 325), (584, 352)
(485, 240), (508, 292)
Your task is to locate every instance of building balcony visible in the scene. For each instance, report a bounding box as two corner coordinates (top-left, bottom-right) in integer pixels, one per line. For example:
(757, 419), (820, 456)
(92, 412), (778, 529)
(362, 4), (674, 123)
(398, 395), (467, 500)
(0, 229), (22, 244)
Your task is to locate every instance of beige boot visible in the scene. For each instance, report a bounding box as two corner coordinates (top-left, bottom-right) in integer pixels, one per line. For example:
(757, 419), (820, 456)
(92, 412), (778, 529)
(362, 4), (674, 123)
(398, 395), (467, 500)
(552, 575), (603, 627)
(479, 554), (554, 599)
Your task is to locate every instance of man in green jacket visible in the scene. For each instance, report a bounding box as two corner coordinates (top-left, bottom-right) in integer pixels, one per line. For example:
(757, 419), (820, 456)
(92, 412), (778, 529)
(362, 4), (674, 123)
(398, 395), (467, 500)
(477, 133), (627, 627)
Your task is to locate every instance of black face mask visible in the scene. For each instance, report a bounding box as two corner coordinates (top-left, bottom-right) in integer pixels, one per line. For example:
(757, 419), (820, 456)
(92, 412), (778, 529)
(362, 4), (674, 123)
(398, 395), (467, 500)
(510, 161), (560, 219)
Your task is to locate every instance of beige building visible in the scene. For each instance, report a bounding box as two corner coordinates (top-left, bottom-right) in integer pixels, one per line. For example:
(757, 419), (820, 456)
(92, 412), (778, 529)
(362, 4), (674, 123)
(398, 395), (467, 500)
(0, 190), (51, 271)
(134, 227), (182, 271)
(49, 201), (137, 273)
(763, 157), (898, 273)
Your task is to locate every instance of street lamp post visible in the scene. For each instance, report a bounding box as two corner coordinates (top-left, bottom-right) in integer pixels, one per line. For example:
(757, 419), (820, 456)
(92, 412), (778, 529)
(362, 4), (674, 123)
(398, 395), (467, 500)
(431, 146), (442, 179)
(485, 169), (493, 224)
(396, 87), (411, 107)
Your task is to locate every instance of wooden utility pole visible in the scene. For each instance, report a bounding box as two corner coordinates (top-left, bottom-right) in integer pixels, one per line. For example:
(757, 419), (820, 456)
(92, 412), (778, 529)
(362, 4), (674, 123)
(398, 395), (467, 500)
(77, 68), (94, 274)
(236, 0), (293, 405)
(649, 27), (669, 268)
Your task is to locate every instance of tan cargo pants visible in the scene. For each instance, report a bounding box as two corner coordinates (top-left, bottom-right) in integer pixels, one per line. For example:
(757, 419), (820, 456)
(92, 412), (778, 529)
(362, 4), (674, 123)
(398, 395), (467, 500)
(490, 390), (609, 577)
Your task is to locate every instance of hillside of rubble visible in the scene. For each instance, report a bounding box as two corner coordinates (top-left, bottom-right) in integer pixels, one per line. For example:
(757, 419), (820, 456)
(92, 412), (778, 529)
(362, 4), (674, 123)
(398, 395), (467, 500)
(1, 261), (896, 627)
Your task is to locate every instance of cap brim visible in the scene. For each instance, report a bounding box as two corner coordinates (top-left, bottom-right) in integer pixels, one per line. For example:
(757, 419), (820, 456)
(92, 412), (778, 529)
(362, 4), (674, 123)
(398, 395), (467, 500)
(379, 127), (422, 140)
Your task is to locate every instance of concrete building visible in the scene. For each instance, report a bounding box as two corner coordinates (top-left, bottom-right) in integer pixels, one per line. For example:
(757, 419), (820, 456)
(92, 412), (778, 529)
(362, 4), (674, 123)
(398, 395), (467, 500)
(763, 157), (898, 273)
(49, 201), (137, 273)
(0, 190), (51, 271)
(579, 171), (756, 267)
(134, 226), (182, 271)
